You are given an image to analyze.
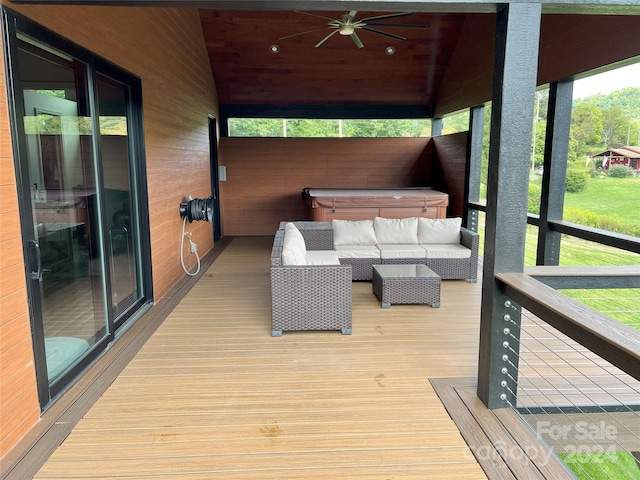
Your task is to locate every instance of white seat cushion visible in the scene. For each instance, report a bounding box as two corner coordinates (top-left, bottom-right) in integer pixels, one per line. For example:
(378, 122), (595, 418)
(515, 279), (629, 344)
(418, 217), (462, 244)
(377, 244), (426, 259)
(334, 245), (381, 259)
(374, 217), (419, 244)
(332, 219), (377, 246)
(421, 243), (471, 259)
(305, 250), (341, 265)
(282, 223), (307, 265)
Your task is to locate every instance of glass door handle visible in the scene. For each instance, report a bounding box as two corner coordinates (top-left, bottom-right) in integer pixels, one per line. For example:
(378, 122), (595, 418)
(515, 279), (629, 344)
(28, 239), (42, 280)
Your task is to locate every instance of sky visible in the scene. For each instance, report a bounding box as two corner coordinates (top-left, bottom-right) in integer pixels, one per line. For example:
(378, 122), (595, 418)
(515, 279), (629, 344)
(572, 62), (640, 99)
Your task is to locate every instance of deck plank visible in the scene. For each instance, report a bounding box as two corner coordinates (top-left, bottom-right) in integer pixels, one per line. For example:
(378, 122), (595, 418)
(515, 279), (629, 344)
(33, 237), (487, 479)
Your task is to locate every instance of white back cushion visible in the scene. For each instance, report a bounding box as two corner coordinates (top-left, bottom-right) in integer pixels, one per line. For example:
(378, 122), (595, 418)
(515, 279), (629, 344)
(422, 243), (471, 259)
(373, 217), (419, 244)
(418, 217), (462, 244)
(332, 219), (377, 246)
(281, 223), (307, 265)
(305, 250), (341, 265)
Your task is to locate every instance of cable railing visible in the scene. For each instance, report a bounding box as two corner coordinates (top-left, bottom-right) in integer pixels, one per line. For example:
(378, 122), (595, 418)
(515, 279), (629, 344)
(496, 281), (640, 479)
(471, 208), (640, 332)
(469, 206), (640, 477)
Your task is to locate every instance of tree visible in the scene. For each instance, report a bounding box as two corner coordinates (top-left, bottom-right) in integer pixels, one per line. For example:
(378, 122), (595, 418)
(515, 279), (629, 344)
(570, 103), (603, 156)
(442, 111), (470, 134)
(228, 118), (283, 136)
(287, 119), (339, 137)
(602, 107), (629, 148)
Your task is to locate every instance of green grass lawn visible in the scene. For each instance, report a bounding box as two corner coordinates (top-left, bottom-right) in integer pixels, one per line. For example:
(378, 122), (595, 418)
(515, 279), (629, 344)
(559, 452), (640, 480)
(477, 197), (640, 330)
(563, 175), (640, 222)
(523, 169), (640, 236)
(532, 172), (640, 330)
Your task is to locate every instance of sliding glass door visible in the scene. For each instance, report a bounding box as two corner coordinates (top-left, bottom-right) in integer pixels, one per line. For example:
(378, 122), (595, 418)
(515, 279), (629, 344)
(4, 9), (151, 407)
(95, 73), (143, 323)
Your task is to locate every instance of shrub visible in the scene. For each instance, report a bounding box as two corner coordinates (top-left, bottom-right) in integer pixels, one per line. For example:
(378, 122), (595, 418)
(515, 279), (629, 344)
(565, 169), (587, 193)
(588, 167), (605, 178)
(528, 183), (541, 215)
(564, 208), (640, 237)
(607, 164), (630, 178)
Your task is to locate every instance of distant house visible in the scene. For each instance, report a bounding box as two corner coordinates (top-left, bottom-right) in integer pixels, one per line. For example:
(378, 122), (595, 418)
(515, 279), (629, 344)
(591, 146), (640, 173)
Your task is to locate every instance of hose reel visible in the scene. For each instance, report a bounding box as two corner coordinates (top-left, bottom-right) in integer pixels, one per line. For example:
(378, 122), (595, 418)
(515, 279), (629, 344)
(179, 196), (214, 223)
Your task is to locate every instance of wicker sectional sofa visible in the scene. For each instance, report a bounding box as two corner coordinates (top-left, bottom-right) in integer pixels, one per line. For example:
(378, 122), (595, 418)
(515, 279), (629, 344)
(270, 223), (352, 337)
(269, 218), (479, 336)
(332, 217), (479, 282)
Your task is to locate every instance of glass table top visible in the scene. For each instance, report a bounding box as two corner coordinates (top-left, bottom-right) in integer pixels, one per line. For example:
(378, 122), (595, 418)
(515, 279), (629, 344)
(373, 264), (439, 279)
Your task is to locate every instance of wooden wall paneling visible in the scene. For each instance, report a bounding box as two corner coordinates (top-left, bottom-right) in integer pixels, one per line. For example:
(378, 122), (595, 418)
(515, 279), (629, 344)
(0, 30), (42, 458)
(3, 3), (219, 300)
(0, 2), (220, 458)
(433, 132), (469, 218)
(219, 137), (434, 235)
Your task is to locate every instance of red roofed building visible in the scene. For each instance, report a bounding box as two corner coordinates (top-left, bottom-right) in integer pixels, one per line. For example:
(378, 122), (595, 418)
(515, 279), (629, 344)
(591, 146), (640, 174)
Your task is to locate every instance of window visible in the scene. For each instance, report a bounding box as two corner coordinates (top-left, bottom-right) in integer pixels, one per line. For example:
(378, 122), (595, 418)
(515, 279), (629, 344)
(227, 118), (431, 137)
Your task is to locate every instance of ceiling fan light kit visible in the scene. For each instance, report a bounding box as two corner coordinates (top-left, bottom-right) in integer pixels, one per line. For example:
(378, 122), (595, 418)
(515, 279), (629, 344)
(279, 10), (426, 49)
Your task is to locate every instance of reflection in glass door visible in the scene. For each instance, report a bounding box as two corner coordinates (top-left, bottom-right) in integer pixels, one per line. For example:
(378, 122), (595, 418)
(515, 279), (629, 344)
(96, 74), (142, 320)
(5, 11), (151, 408)
(19, 42), (108, 388)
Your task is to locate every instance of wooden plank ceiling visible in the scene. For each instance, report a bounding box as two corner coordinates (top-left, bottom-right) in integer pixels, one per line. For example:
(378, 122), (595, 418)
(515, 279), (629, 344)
(198, 9), (468, 109)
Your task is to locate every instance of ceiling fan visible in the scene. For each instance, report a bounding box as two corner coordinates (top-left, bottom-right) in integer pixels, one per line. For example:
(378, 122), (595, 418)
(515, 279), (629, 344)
(279, 11), (426, 49)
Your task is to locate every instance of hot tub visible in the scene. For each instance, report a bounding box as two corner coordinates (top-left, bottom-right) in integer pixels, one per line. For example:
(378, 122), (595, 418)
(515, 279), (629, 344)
(302, 187), (449, 222)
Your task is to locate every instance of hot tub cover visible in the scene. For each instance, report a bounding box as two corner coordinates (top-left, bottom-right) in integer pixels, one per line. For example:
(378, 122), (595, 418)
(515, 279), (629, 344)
(302, 188), (449, 209)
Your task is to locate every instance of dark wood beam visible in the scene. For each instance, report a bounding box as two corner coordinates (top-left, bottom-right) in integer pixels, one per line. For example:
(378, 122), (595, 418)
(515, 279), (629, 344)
(496, 272), (640, 382)
(220, 104), (432, 119)
(536, 79), (573, 266)
(9, 0), (640, 15)
(525, 265), (640, 289)
(5, 0), (498, 12)
(464, 105), (483, 231)
(477, 2), (542, 410)
(549, 220), (640, 254)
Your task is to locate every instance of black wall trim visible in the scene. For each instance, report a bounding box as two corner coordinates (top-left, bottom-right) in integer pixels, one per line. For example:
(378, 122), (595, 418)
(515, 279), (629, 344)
(219, 104), (432, 136)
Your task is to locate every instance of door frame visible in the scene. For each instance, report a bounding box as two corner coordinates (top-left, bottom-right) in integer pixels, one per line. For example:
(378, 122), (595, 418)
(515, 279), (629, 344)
(2, 6), (153, 409)
(209, 116), (222, 242)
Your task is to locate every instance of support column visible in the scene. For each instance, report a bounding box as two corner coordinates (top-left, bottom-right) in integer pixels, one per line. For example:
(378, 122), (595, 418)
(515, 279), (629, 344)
(431, 117), (443, 137)
(465, 105), (485, 232)
(537, 80), (574, 265)
(477, 3), (542, 409)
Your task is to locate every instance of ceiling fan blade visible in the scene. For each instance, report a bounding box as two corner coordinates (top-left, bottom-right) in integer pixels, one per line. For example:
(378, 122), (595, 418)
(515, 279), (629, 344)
(279, 27), (330, 40)
(359, 12), (413, 22)
(366, 22), (427, 29)
(361, 27), (406, 41)
(351, 32), (364, 48)
(294, 11), (338, 22)
(346, 10), (358, 22)
(315, 29), (340, 48)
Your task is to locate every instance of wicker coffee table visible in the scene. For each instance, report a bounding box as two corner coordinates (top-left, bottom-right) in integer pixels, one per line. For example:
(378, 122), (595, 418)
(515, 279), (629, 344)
(372, 264), (441, 308)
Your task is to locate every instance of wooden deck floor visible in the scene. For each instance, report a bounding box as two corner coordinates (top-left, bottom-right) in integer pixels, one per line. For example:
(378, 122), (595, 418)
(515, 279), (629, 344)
(32, 236), (488, 479)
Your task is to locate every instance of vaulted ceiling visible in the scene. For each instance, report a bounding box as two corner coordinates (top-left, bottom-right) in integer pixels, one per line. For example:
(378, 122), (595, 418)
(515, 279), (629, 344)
(199, 9), (470, 114)
(198, 6), (640, 119)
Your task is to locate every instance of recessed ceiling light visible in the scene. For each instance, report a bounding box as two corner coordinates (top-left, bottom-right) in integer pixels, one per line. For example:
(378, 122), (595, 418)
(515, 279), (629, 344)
(270, 44), (280, 54)
(385, 46), (396, 55)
